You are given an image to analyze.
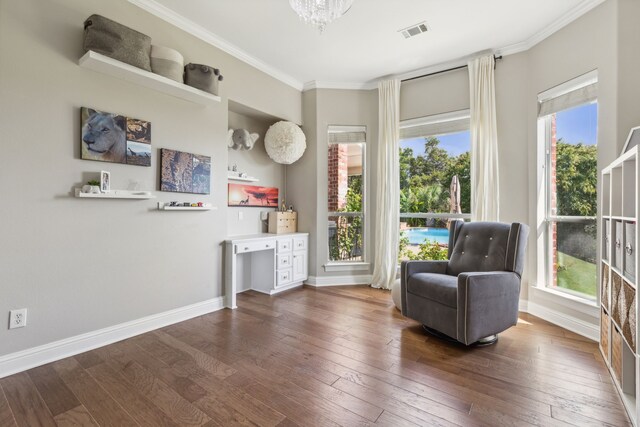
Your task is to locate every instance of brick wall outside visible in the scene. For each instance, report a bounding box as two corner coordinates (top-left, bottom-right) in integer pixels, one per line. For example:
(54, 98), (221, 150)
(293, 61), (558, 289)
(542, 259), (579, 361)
(328, 144), (349, 211)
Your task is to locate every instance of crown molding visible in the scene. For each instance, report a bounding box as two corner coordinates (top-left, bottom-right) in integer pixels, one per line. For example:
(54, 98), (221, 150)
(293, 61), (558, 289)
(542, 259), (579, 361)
(130, 0), (605, 93)
(524, 0), (606, 49)
(497, 0), (606, 57)
(128, 0), (305, 91)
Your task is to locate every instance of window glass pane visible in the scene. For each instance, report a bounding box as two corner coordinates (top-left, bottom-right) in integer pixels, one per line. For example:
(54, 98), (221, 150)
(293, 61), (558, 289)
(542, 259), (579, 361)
(552, 103), (598, 217)
(328, 214), (363, 261)
(328, 142), (364, 262)
(545, 101), (598, 299)
(399, 131), (471, 214)
(398, 130), (470, 262)
(551, 220), (597, 298)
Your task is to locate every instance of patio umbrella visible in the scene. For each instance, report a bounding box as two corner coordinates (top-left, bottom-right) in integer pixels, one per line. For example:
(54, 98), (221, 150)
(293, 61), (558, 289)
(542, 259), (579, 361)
(450, 175), (462, 214)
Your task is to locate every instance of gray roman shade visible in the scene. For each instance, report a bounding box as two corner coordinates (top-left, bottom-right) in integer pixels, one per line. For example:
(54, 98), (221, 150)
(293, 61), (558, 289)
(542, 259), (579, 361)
(400, 110), (470, 140)
(328, 125), (366, 143)
(537, 70), (598, 117)
(538, 82), (597, 117)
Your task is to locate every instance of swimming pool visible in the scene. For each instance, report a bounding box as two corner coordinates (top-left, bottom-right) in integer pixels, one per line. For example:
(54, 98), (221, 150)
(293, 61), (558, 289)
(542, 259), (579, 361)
(403, 227), (449, 245)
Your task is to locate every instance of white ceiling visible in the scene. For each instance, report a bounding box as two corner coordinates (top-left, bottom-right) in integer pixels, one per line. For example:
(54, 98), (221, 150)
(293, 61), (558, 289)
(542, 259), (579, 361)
(133, 0), (603, 89)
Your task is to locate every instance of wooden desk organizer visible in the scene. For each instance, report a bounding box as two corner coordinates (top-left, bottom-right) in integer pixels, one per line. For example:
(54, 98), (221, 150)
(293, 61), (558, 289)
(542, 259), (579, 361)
(268, 211), (297, 234)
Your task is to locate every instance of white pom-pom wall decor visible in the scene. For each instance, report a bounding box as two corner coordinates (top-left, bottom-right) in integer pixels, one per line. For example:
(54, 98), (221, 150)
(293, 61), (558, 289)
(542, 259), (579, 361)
(264, 121), (306, 164)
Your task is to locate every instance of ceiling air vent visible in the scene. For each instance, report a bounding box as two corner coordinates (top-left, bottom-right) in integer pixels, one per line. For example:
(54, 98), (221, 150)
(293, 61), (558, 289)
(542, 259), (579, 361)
(399, 22), (429, 39)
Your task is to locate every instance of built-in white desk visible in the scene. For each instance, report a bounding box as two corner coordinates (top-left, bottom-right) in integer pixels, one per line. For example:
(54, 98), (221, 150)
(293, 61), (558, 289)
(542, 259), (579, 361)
(224, 232), (308, 308)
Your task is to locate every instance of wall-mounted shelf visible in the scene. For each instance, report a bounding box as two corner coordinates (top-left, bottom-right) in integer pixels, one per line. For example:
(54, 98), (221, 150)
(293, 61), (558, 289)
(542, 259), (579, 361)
(227, 174), (259, 182)
(79, 51), (221, 107)
(157, 202), (216, 211)
(74, 188), (155, 199)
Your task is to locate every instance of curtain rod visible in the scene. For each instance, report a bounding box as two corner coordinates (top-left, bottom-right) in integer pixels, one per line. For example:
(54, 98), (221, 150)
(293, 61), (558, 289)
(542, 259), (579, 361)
(401, 55), (503, 83)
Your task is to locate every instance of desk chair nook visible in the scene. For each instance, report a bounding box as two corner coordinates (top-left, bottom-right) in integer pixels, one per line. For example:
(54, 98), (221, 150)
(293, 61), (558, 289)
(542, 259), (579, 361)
(401, 220), (529, 346)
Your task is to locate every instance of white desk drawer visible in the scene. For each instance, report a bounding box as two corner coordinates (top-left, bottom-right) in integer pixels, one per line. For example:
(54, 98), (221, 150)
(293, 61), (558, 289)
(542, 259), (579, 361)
(235, 240), (275, 254)
(277, 268), (292, 286)
(277, 239), (293, 253)
(277, 254), (292, 269)
(293, 237), (307, 251)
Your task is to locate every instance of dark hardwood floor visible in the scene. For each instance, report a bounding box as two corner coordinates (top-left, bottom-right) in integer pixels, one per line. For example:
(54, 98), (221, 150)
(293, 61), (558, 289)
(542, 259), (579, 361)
(0, 285), (629, 426)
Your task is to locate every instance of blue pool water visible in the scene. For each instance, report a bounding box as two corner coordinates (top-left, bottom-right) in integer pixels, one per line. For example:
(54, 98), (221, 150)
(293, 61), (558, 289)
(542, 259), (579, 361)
(403, 227), (449, 245)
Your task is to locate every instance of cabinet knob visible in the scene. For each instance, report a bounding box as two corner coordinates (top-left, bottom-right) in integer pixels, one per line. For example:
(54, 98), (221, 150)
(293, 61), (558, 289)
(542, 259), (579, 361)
(626, 243), (633, 256)
(616, 239), (621, 248)
(244, 247), (249, 250)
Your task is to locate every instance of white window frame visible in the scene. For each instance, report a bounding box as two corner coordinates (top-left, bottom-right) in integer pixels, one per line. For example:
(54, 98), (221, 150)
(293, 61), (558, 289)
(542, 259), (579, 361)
(535, 71), (599, 306)
(325, 125), (368, 270)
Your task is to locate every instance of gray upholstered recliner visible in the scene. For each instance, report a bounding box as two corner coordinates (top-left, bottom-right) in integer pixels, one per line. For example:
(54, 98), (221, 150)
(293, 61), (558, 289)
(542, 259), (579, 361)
(401, 220), (529, 345)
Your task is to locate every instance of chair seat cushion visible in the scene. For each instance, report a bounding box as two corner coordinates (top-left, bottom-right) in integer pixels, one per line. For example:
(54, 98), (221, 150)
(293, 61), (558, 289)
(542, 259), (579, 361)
(407, 273), (458, 308)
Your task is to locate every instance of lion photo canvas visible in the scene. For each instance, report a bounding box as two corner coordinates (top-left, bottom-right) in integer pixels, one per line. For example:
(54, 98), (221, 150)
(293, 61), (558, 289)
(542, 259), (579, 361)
(81, 107), (151, 166)
(160, 148), (211, 194)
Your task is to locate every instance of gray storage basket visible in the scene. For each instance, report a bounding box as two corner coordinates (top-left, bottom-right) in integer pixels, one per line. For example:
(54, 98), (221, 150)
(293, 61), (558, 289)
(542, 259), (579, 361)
(83, 14), (152, 72)
(184, 63), (223, 96)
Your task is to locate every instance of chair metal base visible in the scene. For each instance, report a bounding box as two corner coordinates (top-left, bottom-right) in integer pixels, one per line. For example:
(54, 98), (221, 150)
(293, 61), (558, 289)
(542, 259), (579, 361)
(422, 325), (499, 347)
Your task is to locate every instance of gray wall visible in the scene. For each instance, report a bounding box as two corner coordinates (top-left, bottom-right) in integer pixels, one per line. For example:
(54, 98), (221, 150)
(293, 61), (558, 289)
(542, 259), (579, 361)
(227, 111), (283, 236)
(0, 0), (300, 356)
(287, 89), (378, 278)
(525, 0), (618, 322)
(396, 0), (630, 321)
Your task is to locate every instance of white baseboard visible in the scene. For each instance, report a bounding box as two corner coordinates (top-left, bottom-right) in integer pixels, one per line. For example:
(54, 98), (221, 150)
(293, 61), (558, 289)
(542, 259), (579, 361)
(0, 297), (224, 379)
(521, 300), (598, 341)
(518, 299), (529, 312)
(305, 275), (373, 287)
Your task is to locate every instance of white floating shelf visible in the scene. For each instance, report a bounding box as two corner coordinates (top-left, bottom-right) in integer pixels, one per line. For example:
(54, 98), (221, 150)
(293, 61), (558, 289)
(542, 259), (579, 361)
(158, 202), (216, 211)
(227, 174), (259, 182)
(75, 188), (155, 199)
(79, 51), (221, 106)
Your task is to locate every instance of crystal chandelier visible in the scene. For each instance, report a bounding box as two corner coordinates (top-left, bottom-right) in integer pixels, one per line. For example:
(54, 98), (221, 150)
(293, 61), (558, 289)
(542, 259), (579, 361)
(289, 0), (355, 33)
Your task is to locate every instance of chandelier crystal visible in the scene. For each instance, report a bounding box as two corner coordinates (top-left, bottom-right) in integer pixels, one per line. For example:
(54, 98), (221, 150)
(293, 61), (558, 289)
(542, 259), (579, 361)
(289, 0), (354, 33)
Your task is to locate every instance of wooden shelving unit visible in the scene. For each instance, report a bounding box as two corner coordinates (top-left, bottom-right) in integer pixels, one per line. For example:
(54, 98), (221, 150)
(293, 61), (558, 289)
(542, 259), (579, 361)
(79, 51), (221, 106)
(157, 202), (215, 211)
(74, 188), (155, 199)
(601, 145), (638, 426)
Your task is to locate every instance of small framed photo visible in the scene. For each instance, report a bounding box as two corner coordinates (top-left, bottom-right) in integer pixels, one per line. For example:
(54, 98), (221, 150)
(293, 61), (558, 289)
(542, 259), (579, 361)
(100, 171), (111, 193)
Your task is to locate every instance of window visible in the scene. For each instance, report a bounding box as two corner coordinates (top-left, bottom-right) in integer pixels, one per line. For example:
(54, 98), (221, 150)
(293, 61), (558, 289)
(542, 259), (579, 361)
(538, 73), (598, 300)
(327, 126), (365, 263)
(398, 111), (471, 261)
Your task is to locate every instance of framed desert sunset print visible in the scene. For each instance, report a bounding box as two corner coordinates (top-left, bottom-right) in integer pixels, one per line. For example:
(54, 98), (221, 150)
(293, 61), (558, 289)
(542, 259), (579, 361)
(228, 184), (279, 207)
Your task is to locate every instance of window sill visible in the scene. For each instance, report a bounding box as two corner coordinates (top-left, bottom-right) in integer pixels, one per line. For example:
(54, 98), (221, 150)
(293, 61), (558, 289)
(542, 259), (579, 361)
(530, 285), (599, 317)
(324, 262), (370, 272)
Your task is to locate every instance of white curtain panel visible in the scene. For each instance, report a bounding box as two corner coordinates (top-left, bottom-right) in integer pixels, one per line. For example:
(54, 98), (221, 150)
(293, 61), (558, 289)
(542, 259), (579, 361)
(468, 55), (500, 221)
(371, 79), (401, 290)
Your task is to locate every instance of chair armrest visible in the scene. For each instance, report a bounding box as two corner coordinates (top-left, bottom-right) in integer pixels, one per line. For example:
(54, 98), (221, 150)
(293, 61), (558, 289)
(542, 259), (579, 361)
(400, 260), (449, 314)
(401, 260), (448, 277)
(456, 271), (521, 345)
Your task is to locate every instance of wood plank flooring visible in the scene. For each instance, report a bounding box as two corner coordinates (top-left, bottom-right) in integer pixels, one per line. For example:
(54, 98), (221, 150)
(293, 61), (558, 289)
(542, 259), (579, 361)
(0, 285), (630, 426)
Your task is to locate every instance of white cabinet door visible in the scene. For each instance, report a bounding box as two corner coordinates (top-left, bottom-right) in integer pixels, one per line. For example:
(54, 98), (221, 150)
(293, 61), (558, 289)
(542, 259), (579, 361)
(292, 251), (307, 282)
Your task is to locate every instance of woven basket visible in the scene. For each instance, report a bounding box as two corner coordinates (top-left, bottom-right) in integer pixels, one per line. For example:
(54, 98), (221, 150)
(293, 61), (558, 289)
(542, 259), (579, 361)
(150, 45), (184, 83)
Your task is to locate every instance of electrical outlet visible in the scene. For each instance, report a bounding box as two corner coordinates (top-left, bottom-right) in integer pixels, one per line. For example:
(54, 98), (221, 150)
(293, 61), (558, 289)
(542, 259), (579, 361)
(260, 211), (269, 221)
(9, 308), (27, 329)
(238, 211), (244, 220)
